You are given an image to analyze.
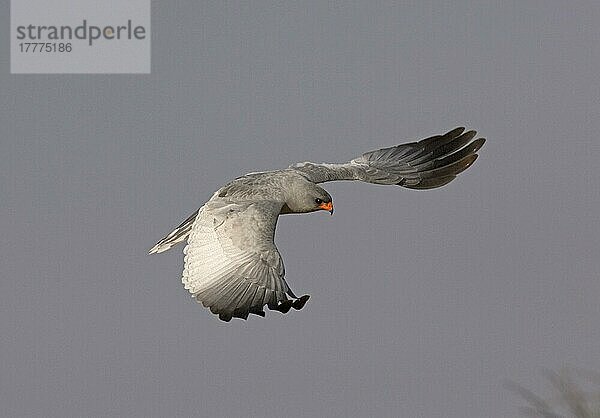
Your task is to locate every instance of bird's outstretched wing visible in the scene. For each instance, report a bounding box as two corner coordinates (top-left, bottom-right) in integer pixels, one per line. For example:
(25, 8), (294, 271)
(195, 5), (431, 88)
(290, 127), (485, 189)
(181, 199), (308, 321)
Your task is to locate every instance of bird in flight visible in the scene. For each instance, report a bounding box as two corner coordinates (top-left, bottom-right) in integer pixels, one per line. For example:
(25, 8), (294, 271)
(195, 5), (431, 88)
(149, 127), (485, 322)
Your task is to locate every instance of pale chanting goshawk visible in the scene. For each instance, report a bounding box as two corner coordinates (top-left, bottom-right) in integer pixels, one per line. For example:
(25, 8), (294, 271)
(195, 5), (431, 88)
(149, 127), (485, 321)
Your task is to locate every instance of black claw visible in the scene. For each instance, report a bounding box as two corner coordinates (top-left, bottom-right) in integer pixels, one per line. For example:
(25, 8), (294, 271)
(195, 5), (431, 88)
(292, 295), (310, 310)
(274, 300), (293, 313)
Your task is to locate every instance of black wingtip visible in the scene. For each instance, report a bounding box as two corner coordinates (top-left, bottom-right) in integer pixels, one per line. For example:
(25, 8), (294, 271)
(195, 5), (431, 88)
(472, 137), (486, 153)
(249, 307), (266, 317)
(449, 126), (466, 136)
(203, 292), (310, 322)
(218, 313), (233, 322)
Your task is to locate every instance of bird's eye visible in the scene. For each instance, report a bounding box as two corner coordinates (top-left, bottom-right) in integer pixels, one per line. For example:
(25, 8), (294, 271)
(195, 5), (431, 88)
(315, 198), (323, 205)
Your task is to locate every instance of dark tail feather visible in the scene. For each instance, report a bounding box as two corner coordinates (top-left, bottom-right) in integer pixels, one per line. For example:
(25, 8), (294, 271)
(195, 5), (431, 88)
(148, 209), (200, 254)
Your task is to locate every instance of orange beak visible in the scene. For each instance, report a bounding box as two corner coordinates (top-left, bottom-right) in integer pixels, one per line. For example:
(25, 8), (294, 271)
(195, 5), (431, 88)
(319, 201), (334, 215)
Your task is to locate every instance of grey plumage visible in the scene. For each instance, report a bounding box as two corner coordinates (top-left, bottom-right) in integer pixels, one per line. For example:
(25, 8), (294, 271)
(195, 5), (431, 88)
(149, 127), (485, 322)
(291, 127), (484, 188)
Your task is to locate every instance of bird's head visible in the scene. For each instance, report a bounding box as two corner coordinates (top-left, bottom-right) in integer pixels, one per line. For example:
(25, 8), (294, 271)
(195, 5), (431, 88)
(284, 182), (333, 215)
(310, 190), (334, 215)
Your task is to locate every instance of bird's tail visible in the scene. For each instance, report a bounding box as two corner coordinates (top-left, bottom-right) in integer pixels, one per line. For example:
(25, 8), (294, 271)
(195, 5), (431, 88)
(352, 127), (486, 189)
(148, 209), (200, 254)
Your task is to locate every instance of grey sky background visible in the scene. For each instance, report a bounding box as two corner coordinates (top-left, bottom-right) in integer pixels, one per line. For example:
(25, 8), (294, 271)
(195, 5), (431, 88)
(1, 1), (599, 417)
